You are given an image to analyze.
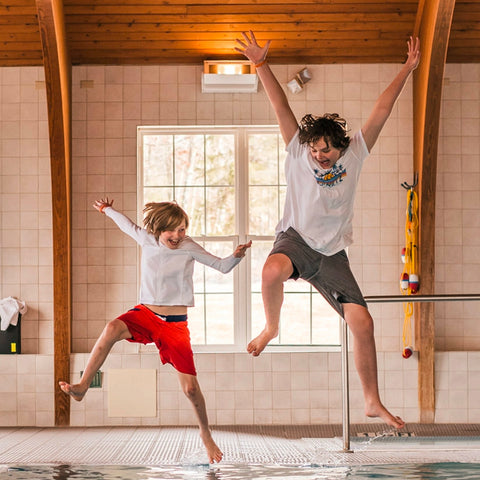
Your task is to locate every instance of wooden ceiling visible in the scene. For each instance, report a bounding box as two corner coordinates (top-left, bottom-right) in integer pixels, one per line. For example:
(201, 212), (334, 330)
(2, 0), (479, 67)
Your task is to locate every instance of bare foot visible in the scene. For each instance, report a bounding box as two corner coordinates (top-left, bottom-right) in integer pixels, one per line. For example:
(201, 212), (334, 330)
(59, 381), (87, 402)
(365, 401), (405, 429)
(247, 329), (277, 357)
(200, 431), (223, 464)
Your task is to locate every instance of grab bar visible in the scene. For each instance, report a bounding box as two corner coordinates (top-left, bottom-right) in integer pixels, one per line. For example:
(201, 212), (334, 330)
(341, 293), (480, 452)
(365, 293), (480, 303)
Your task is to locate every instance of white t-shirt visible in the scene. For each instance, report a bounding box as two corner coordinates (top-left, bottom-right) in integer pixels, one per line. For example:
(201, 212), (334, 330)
(105, 207), (241, 306)
(276, 129), (369, 255)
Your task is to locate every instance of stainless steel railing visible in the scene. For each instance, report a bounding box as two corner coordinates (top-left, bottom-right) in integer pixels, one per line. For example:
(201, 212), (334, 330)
(365, 293), (480, 304)
(340, 293), (480, 452)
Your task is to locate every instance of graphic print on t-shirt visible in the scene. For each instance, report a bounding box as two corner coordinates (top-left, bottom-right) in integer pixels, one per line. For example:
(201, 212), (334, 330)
(313, 163), (347, 188)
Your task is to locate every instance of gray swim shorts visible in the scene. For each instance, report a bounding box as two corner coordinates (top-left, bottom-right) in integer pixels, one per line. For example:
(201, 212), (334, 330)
(269, 227), (367, 318)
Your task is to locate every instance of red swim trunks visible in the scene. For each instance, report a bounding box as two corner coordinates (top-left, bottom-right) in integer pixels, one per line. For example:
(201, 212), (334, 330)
(117, 304), (196, 376)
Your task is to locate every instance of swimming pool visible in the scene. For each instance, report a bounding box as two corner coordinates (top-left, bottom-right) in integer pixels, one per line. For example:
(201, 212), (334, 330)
(3, 462), (480, 479)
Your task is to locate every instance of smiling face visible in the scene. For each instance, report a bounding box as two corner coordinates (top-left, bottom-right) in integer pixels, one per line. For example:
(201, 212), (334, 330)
(308, 137), (343, 170)
(159, 220), (187, 249)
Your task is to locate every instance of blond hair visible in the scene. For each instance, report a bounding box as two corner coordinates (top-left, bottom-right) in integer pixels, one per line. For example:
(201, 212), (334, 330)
(143, 202), (189, 240)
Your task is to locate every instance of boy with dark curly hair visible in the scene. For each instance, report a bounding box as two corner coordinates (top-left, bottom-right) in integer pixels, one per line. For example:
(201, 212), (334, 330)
(236, 31), (420, 429)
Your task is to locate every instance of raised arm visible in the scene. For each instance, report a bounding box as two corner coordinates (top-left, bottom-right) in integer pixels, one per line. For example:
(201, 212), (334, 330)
(361, 36), (421, 152)
(93, 197), (114, 213)
(94, 197), (147, 244)
(235, 31), (298, 145)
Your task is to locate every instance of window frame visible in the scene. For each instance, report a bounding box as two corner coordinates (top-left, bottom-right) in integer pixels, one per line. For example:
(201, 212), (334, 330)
(137, 125), (341, 353)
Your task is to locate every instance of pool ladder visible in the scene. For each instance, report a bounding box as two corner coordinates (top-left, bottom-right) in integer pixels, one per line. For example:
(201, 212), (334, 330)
(340, 293), (480, 453)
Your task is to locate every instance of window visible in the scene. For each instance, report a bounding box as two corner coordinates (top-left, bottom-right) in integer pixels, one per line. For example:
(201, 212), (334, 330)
(138, 126), (340, 351)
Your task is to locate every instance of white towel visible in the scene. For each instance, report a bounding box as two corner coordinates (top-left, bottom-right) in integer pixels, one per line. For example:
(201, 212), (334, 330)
(0, 297), (27, 331)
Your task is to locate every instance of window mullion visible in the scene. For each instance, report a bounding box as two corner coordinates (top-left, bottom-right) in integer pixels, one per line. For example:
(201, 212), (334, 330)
(235, 128), (249, 348)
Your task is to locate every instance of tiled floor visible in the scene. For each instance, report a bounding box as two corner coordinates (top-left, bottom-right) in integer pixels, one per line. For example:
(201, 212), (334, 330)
(0, 424), (479, 466)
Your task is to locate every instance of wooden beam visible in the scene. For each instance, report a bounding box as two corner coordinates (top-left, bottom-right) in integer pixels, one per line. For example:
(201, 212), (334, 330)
(412, 0), (455, 423)
(35, 0), (72, 427)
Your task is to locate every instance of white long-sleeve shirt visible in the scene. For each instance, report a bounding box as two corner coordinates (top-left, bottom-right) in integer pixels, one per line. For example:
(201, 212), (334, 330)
(105, 207), (241, 306)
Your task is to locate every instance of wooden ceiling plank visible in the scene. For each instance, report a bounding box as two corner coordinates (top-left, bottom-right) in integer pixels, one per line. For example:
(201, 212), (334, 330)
(63, 13), (417, 24)
(70, 54), (403, 65)
(68, 45), (409, 56)
(0, 58), (42, 65)
(62, 4), (417, 15)
(185, 4), (418, 14)
(67, 38), (407, 51)
(0, 32), (41, 41)
(66, 30), (407, 42)
(0, 14), (39, 24)
(0, 54), (43, 63)
(0, 24), (40, 32)
(62, 0), (421, 4)
(0, 41), (46, 50)
(69, 52), (406, 66)
(0, 0), (37, 4)
(413, 0), (456, 424)
(0, 6), (38, 15)
(35, 0), (72, 427)
(65, 21), (415, 34)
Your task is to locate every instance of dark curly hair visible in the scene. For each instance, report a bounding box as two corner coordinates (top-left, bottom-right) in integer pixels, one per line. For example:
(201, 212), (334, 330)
(298, 113), (350, 151)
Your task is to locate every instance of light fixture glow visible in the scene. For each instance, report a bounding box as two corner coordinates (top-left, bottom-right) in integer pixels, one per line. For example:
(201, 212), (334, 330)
(202, 60), (258, 93)
(216, 63), (242, 75)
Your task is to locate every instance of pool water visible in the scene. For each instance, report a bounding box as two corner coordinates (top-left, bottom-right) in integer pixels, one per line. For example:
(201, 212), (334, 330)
(3, 462), (480, 479)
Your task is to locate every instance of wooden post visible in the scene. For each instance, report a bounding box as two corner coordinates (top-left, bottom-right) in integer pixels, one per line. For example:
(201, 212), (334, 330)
(412, 0), (456, 423)
(35, 0), (72, 426)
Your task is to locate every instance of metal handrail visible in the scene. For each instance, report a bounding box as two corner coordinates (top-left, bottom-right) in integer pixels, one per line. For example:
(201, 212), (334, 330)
(365, 293), (480, 303)
(341, 293), (480, 452)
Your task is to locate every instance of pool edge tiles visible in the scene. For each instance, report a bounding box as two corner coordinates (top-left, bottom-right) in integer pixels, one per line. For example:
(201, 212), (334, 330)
(1, 427), (480, 466)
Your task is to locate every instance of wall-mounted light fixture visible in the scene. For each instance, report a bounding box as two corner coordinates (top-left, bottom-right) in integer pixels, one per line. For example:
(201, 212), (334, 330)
(287, 67), (312, 94)
(202, 60), (258, 93)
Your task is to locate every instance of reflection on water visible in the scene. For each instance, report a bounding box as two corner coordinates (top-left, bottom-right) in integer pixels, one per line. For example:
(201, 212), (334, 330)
(3, 463), (480, 480)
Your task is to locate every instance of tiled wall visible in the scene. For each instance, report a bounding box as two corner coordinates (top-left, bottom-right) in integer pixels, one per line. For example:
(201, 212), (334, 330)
(0, 67), (53, 356)
(0, 63), (479, 427)
(67, 350), (419, 426)
(435, 64), (480, 350)
(435, 352), (480, 422)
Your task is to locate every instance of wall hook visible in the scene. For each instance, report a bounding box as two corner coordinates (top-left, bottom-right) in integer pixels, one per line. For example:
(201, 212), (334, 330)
(401, 172), (418, 190)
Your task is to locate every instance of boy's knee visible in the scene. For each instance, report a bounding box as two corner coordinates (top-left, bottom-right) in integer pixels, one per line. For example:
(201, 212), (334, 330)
(104, 319), (127, 340)
(262, 255), (292, 284)
(346, 309), (374, 335)
(182, 381), (199, 399)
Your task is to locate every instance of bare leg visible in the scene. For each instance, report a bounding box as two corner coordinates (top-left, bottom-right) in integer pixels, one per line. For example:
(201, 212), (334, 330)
(177, 372), (223, 464)
(343, 303), (405, 429)
(59, 319), (132, 401)
(247, 253), (293, 356)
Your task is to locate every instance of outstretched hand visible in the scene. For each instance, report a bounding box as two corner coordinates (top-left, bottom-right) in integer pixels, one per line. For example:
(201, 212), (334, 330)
(406, 36), (421, 71)
(233, 240), (252, 258)
(93, 197), (114, 213)
(234, 31), (271, 65)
